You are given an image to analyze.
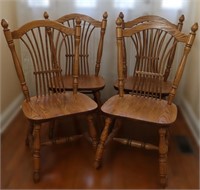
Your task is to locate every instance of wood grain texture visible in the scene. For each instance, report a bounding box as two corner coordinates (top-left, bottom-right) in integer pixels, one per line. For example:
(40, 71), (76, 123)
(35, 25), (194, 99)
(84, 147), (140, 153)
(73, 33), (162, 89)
(1, 110), (199, 189)
(1, 18), (98, 182)
(101, 94), (177, 124)
(114, 14), (185, 96)
(55, 13), (102, 28)
(22, 92), (97, 121)
(44, 11), (108, 106)
(96, 15), (198, 188)
(11, 20), (75, 39)
(123, 14), (184, 29)
(60, 75), (105, 91)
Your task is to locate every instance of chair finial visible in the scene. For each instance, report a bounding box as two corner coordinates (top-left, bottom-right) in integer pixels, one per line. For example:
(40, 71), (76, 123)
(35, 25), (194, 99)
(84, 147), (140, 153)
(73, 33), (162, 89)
(1, 19), (8, 29)
(119, 12), (124, 19)
(116, 17), (122, 26)
(76, 17), (81, 25)
(43, 11), (49, 19)
(191, 23), (198, 33)
(103, 11), (108, 19)
(179, 14), (185, 23)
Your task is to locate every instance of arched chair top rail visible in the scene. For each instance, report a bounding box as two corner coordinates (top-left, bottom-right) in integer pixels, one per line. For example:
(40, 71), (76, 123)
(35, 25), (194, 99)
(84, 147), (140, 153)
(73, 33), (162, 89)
(120, 13), (185, 29)
(116, 17), (198, 43)
(44, 11), (108, 28)
(1, 19), (81, 39)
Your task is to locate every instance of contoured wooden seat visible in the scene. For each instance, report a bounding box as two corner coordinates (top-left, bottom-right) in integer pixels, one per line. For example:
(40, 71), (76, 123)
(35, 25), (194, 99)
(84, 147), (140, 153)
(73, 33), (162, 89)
(44, 11), (108, 107)
(95, 16), (198, 188)
(1, 18), (98, 182)
(114, 13), (185, 97)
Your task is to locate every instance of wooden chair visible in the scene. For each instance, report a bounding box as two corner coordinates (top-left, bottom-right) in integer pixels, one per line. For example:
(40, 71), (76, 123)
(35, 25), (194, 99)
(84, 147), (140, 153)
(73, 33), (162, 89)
(1, 18), (98, 182)
(114, 13), (185, 97)
(94, 16), (198, 187)
(44, 11), (108, 107)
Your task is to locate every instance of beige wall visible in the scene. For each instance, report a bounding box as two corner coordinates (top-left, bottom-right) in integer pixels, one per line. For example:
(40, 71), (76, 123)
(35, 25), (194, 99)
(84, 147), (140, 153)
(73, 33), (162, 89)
(174, 0), (200, 143)
(0, 1), (21, 114)
(181, 0), (200, 120)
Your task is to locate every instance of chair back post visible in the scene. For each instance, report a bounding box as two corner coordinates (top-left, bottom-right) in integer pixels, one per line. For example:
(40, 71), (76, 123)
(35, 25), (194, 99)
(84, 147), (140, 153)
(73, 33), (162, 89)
(95, 11), (108, 76)
(168, 23), (198, 104)
(116, 17), (124, 97)
(119, 12), (127, 78)
(1, 19), (30, 101)
(164, 15), (185, 81)
(73, 18), (81, 94)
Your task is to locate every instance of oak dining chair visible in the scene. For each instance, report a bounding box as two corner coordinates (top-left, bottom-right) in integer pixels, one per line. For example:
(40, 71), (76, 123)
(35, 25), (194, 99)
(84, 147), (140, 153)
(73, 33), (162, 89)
(1, 18), (98, 182)
(44, 11), (108, 107)
(95, 16), (198, 187)
(114, 13), (185, 97)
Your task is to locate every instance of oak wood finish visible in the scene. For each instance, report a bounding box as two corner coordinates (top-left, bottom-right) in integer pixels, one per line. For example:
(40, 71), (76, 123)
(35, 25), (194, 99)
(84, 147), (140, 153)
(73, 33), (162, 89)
(113, 137), (159, 150)
(95, 16), (198, 188)
(44, 11), (108, 107)
(114, 13), (185, 96)
(1, 18), (98, 182)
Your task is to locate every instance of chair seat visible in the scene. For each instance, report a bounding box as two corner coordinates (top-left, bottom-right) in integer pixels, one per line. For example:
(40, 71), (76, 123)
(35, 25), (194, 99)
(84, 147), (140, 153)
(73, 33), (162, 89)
(114, 76), (172, 94)
(22, 92), (98, 121)
(101, 94), (177, 125)
(62, 75), (105, 91)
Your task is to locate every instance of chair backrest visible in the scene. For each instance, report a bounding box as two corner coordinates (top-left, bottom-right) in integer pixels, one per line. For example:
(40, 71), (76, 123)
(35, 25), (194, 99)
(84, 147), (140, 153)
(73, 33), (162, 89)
(116, 16), (198, 103)
(44, 12), (108, 76)
(119, 13), (185, 79)
(1, 18), (81, 101)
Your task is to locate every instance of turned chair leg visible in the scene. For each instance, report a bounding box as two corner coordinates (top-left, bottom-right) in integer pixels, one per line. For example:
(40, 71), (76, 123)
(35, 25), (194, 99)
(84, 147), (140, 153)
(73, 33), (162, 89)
(159, 127), (169, 188)
(94, 117), (112, 169)
(32, 124), (41, 183)
(87, 114), (98, 150)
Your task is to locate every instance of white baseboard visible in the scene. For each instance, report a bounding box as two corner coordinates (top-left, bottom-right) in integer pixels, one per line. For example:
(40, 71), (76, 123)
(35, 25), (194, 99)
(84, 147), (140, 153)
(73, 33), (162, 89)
(178, 97), (200, 146)
(0, 93), (24, 134)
